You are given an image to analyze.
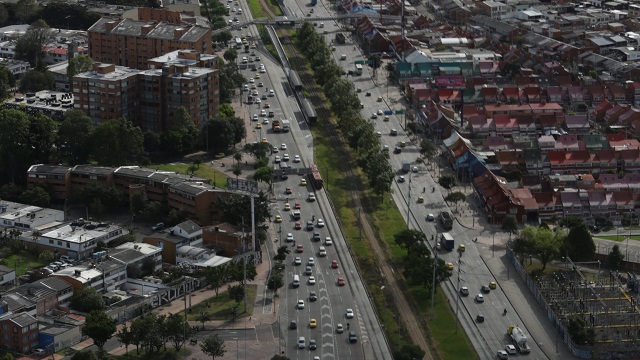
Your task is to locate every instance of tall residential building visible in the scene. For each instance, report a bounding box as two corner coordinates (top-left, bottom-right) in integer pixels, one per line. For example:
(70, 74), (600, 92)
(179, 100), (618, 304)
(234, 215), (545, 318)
(73, 52), (219, 129)
(87, 17), (211, 70)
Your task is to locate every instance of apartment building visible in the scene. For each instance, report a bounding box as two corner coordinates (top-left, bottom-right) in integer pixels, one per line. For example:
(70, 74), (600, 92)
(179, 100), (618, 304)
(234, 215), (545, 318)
(0, 312), (39, 354)
(26, 164), (71, 200)
(35, 223), (127, 261)
(0, 200), (65, 232)
(87, 17), (211, 70)
(73, 60), (218, 130)
(54, 259), (127, 292)
(69, 165), (115, 196)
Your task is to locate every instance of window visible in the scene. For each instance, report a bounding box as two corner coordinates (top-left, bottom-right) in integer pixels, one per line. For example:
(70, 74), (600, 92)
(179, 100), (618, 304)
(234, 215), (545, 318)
(2, 325), (6, 330)
(49, 239), (53, 244)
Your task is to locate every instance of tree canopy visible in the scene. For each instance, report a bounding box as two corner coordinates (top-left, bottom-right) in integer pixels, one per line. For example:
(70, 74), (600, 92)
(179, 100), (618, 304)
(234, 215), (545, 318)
(84, 311), (116, 351)
(564, 224), (596, 262)
(70, 287), (105, 313)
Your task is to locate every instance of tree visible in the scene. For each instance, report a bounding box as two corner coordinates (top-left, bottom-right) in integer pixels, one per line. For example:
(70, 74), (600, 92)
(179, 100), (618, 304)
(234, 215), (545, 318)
(501, 215), (518, 238)
(165, 106), (201, 154)
(38, 250), (54, 263)
(90, 118), (144, 166)
(608, 244), (624, 270)
(18, 69), (54, 92)
(253, 166), (273, 185)
(229, 117), (246, 145)
(419, 138), (436, 162)
(219, 103), (235, 119)
(70, 287), (105, 313)
(438, 175), (455, 189)
(517, 226), (564, 269)
(73, 184), (123, 213)
(84, 310), (116, 352)
(444, 191), (466, 210)
(228, 284), (245, 304)
(218, 61), (245, 103)
(165, 313), (192, 351)
(270, 355), (290, 360)
(14, 19), (51, 68)
(243, 142), (271, 160)
(200, 334), (226, 359)
(0, 64), (15, 100)
(0, 5), (8, 26)
(564, 224), (595, 262)
(267, 273), (284, 296)
(196, 311), (212, 330)
(57, 110), (93, 165)
(273, 245), (290, 261)
(204, 264), (229, 296)
(393, 344), (426, 360)
(394, 229), (427, 255)
(203, 117), (235, 152)
(365, 152), (394, 200)
(14, 0), (39, 23)
(0, 109), (30, 184)
(223, 49), (237, 61)
(232, 165), (241, 178)
(20, 186), (50, 207)
(70, 350), (97, 360)
(27, 113), (56, 164)
(115, 324), (134, 355)
(67, 53), (93, 78)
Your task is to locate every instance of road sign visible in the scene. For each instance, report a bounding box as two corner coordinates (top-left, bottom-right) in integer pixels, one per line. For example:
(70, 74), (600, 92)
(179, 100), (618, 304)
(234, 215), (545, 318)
(355, 60), (365, 65)
(395, 110), (405, 115)
(226, 178), (259, 193)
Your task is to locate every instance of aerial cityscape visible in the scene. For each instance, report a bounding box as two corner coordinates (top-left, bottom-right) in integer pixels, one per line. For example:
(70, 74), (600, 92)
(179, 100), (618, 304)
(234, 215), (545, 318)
(0, 0), (639, 359)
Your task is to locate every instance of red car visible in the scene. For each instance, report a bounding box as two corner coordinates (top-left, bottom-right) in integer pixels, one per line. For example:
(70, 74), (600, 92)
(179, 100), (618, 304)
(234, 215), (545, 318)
(294, 202), (301, 209)
(285, 187), (292, 194)
(331, 260), (339, 269)
(294, 221), (301, 230)
(296, 244), (304, 253)
(337, 277), (345, 286)
(264, 103), (270, 108)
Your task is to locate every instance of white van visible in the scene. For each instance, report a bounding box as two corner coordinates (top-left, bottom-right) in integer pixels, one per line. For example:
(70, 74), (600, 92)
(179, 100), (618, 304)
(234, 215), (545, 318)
(318, 246), (327, 257)
(293, 275), (300, 288)
(340, 54), (347, 60)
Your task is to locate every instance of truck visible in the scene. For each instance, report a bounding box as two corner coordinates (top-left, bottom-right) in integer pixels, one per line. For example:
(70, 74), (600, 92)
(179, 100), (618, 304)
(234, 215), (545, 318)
(281, 119), (290, 132)
(335, 33), (346, 44)
(272, 119), (281, 132)
(440, 233), (454, 251)
(438, 211), (453, 230)
(507, 325), (531, 354)
(401, 160), (410, 173)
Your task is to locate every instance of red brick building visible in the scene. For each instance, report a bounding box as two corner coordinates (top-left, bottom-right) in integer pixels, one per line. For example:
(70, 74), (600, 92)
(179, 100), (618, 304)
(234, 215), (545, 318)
(0, 313), (39, 354)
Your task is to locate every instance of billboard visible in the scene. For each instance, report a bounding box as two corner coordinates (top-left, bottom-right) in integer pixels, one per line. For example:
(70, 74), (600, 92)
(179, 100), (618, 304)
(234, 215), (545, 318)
(435, 76), (465, 88)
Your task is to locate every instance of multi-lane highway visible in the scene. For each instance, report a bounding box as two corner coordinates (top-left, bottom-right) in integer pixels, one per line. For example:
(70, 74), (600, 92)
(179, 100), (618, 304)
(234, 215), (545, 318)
(225, 2), (391, 359)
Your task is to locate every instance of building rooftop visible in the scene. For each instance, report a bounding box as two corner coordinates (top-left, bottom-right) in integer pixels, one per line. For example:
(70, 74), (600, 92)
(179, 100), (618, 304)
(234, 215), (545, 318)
(75, 64), (143, 81)
(0, 201), (64, 227)
(71, 164), (116, 176)
(41, 223), (125, 244)
(114, 166), (208, 184)
(115, 242), (161, 255)
(9, 313), (37, 327)
(27, 164), (71, 175)
(175, 220), (202, 234)
(88, 17), (210, 43)
(54, 267), (103, 284)
(170, 181), (214, 196)
(148, 49), (217, 66)
(39, 322), (76, 336)
(109, 248), (146, 264)
(0, 264), (14, 275)
(35, 277), (73, 292)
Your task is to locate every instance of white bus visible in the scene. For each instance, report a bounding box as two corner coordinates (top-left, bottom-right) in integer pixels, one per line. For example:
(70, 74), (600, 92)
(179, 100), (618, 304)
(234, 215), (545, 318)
(355, 63), (363, 75)
(234, 37), (242, 49)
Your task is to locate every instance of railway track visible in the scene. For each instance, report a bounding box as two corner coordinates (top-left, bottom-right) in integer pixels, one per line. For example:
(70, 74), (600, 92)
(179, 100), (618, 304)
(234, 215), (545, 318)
(279, 31), (434, 359)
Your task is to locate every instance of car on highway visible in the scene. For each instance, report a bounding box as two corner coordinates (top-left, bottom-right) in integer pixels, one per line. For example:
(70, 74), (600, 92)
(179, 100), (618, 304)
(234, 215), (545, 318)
(290, 321), (297, 329)
(349, 331), (358, 343)
(301, 178), (307, 186)
(489, 281), (497, 289)
(286, 233), (294, 242)
(377, 109), (384, 115)
(446, 262), (454, 270)
(297, 337), (305, 349)
(476, 314), (485, 323)
(475, 294), (485, 303)
(285, 187), (292, 194)
(294, 222), (301, 230)
(273, 155), (280, 163)
(481, 285), (491, 293)
(248, 78), (254, 83)
(275, 215), (282, 223)
(371, 113), (377, 119)
(394, 147), (401, 154)
(317, 218), (325, 227)
(283, 154), (290, 161)
(412, 166), (419, 173)
(306, 221), (314, 231)
(284, 203), (290, 211)
(256, 123), (262, 129)
(308, 257), (315, 266)
(297, 300), (305, 309)
(319, 247), (327, 257)
(296, 244), (303, 253)
(325, 237), (333, 245)
(426, 213), (435, 221)
(390, 129), (398, 136)
(262, 118), (269, 124)
(305, 266), (312, 275)
(337, 277), (345, 286)
(308, 276), (316, 285)
(346, 309), (354, 319)
(309, 339), (317, 350)
(312, 232), (321, 241)
(280, 143), (287, 150)
(377, 96), (383, 102)
(293, 155), (301, 162)
(497, 350), (508, 359)
(294, 257), (302, 265)
(309, 291), (318, 301)
(336, 323), (344, 333)
(460, 287), (469, 296)
(308, 193), (316, 201)
(505, 344), (517, 355)
(331, 260), (339, 268)
(384, 116), (390, 122)
(398, 175), (405, 183)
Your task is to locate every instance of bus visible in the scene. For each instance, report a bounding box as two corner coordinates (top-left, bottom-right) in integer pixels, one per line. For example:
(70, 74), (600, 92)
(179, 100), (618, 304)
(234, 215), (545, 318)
(234, 38), (242, 49)
(355, 64), (363, 75)
(309, 164), (323, 189)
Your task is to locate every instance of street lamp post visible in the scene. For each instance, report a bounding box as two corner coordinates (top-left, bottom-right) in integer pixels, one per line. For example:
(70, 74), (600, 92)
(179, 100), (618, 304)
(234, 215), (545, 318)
(455, 249), (463, 333)
(406, 171), (412, 229)
(430, 247), (438, 317)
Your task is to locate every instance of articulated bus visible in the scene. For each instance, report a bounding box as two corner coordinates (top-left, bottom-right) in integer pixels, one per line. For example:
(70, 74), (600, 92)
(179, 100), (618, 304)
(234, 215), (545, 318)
(234, 37), (242, 49)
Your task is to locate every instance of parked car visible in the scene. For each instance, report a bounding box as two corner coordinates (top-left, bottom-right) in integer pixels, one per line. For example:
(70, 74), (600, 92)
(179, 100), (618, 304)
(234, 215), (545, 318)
(151, 222), (164, 231)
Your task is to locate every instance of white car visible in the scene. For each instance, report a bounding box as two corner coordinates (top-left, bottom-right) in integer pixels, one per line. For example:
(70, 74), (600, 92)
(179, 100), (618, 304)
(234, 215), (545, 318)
(260, 68), (266, 73)
(258, 82), (264, 87)
(308, 276), (316, 285)
(371, 113), (377, 119)
(377, 109), (384, 115)
(298, 336), (305, 349)
(376, 131), (382, 137)
(475, 294), (485, 303)
(260, 110), (267, 116)
(293, 155), (301, 162)
(249, 78), (255, 83)
(317, 219), (325, 227)
(255, 98), (262, 104)
(497, 350), (508, 360)
(336, 323), (344, 333)
(427, 214), (435, 221)
(262, 118), (269, 125)
(297, 299), (305, 309)
(280, 143), (287, 150)
(269, 90), (275, 97)
(505, 345), (517, 355)
(294, 257), (302, 265)
(252, 114), (258, 121)
(308, 193), (316, 202)
(346, 309), (354, 319)
(308, 257), (315, 266)
(274, 156), (281, 163)
(324, 237), (333, 246)
(272, 146), (279, 153)
(282, 154), (290, 161)
(286, 233), (294, 242)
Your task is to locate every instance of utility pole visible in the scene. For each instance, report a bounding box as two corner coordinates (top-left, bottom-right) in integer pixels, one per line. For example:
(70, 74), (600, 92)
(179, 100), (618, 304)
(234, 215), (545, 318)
(431, 246), (438, 317)
(242, 217), (248, 314)
(406, 171), (412, 229)
(455, 250), (463, 333)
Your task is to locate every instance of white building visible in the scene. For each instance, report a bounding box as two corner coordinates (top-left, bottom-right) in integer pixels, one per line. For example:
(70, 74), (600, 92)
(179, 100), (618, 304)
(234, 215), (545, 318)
(37, 224), (127, 260)
(170, 220), (203, 245)
(111, 242), (163, 273)
(0, 265), (16, 288)
(54, 258), (127, 292)
(0, 201), (65, 231)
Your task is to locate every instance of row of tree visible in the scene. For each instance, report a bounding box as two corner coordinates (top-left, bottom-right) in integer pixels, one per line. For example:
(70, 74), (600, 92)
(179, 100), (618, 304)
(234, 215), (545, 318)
(296, 22), (394, 199)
